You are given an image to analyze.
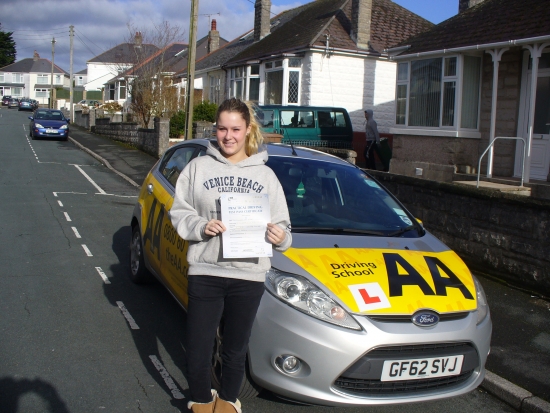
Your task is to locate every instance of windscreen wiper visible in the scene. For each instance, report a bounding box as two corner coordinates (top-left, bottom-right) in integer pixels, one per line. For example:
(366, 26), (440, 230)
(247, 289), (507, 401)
(387, 225), (417, 237)
(291, 227), (387, 236)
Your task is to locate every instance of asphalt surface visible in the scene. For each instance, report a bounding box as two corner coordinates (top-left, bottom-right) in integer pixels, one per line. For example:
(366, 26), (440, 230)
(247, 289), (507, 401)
(66, 123), (550, 413)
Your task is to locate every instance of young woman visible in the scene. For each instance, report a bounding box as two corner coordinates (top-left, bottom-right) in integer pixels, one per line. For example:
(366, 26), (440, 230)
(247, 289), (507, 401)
(170, 98), (292, 413)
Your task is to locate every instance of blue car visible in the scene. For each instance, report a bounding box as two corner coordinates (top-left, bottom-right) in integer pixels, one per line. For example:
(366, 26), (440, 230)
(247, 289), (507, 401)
(29, 109), (70, 141)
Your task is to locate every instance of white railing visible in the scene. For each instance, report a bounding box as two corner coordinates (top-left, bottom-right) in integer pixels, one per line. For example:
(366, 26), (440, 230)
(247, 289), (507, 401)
(477, 137), (526, 188)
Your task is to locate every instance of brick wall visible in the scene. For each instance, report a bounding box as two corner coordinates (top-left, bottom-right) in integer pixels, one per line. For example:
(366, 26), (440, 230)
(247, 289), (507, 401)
(370, 170), (550, 296)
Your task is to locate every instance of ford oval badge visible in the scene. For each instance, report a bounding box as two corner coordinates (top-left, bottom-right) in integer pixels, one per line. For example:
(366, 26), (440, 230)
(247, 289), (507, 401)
(412, 311), (440, 327)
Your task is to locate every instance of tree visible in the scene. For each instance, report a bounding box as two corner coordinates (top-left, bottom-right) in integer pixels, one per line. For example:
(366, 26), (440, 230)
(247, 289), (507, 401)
(116, 21), (185, 128)
(0, 23), (16, 67)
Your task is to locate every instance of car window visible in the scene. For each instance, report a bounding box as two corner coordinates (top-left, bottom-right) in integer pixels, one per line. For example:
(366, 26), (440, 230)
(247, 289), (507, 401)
(318, 110), (348, 128)
(160, 146), (198, 187)
(50, 111), (64, 120)
(255, 109), (274, 128)
(266, 156), (419, 236)
(280, 110), (314, 128)
(35, 111), (48, 119)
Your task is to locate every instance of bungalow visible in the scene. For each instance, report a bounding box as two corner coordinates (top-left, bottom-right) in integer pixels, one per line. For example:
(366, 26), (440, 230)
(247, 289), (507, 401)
(178, 0), (434, 137)
(387, 0), (550, 183)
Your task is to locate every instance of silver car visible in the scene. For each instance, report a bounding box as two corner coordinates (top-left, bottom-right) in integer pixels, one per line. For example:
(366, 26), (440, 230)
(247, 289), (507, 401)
(130, 140), (491, 406)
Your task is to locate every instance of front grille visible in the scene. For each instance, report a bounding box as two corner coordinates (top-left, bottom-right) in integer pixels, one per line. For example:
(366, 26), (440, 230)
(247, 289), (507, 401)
(333, 342), (478, 396)
(367, 312), (469, 323)
(334, 369), (474, 395)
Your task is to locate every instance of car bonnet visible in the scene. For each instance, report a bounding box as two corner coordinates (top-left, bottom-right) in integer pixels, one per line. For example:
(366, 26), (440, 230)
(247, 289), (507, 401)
(272, 233), (476, 316)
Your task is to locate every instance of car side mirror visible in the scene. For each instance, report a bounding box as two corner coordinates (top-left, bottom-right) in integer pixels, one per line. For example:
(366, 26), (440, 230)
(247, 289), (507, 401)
(66, 119), (71, 124)
(28, 116), (33, 120)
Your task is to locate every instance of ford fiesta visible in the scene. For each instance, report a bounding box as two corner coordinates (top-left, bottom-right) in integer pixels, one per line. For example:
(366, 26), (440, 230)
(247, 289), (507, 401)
(129, 139), (491, 406)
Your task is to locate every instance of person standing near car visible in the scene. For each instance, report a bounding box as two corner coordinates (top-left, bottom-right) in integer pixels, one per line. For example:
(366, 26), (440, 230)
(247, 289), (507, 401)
(364, 109), (382, 170)
(170, 98), (292, 413)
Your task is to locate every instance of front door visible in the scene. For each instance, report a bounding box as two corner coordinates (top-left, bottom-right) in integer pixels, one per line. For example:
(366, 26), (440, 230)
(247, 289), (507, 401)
(516, 52), (550, 181)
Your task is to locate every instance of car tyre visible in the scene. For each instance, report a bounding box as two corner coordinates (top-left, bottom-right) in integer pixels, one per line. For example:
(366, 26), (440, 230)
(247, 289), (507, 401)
(211, 318), (263, 399)
(129, 225), (154, 284)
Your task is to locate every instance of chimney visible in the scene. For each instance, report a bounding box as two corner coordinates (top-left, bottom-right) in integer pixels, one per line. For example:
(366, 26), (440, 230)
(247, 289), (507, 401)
(459, 0), (485, 13)
(351, 0), (372, 50)
(208, 19), (220, 54)
(134, 31), (143, 47)
(254, 0), (271, 42)
(33, 50), (40, 61)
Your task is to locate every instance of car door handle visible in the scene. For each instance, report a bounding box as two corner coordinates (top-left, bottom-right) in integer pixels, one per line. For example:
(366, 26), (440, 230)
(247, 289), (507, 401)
(147, 183), (154, 194)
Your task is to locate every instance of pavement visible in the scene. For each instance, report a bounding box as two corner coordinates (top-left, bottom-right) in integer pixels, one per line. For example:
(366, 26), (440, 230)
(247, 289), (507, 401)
(67, 124), (550, 413)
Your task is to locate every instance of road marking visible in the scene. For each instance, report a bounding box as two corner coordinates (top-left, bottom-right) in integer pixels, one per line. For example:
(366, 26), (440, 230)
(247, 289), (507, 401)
(81, 244), (93, 256)
(116, 301), (139, 329)
(64, 212), (72, 222)
(57, 200), (63, 207)
(96, 193), (139, 198)
(72, 164), (107, 195)
(149, 355), (185, 399)
(71, 227), (81, 238)
(95, 267), (111, 284)
(53, 192), (87, 197)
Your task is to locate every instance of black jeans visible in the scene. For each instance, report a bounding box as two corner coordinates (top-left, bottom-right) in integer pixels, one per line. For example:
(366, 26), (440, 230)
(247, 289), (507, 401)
(186, 275), (265, 403)
(364, 140), (382, 170)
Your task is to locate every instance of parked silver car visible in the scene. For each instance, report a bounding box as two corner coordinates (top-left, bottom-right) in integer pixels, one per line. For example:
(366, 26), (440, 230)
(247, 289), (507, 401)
(130, 140), (492, 406)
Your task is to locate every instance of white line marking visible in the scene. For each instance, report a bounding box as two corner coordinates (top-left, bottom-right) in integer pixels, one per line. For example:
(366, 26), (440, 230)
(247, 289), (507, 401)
(71, 227), (81, 238)
(149, 355), (185, 399)
(81, 244), (93, 256)
(95, 267), (111, 284)
(64, 212), (72, 222)
(96, 193), (139, 198)
(57, 200), (63, 207)
(53, 192), (87, 196)
(72, 164), (107, 194)
(116, 301), (139, 329)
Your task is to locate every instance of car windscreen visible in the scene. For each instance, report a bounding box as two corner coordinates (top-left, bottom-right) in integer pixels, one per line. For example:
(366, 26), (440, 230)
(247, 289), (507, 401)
(266, 156), (422, 237)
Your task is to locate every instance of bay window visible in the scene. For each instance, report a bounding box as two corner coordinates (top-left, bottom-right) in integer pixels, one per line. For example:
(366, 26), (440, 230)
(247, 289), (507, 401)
(395, 55), (481, 130)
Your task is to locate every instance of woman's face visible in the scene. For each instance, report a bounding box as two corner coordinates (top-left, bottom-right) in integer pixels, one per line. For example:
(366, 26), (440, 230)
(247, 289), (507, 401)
(216, 110), (251, 163)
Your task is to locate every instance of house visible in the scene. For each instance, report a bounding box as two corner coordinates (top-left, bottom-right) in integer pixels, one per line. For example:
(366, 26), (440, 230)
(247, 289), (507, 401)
(85, 32), (158, 99)
(387, 0), (550, 183)
(75, 68), (87, 88)
(0, 51), (69, 105)
(178, 0), (433, 138)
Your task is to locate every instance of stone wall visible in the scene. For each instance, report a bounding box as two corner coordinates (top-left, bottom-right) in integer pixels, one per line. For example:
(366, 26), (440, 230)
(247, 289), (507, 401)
(369, 170), (550, 297)
(92, 117), (169, 158)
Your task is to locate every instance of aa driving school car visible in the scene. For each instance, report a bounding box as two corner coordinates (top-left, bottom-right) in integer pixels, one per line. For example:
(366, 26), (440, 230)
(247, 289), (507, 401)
(130, 139), (491, 406)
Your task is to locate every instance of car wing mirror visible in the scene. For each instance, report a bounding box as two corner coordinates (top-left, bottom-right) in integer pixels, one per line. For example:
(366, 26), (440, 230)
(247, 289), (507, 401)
(28, 116), (33, 120)
(66, 119), (71, 124)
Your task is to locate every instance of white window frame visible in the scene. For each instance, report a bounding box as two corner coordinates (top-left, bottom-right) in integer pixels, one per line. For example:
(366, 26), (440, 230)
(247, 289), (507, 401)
(0, 74), (4, 82)
(261, 57), (302, 106)
(12, 73), (23, 83)
(76, 76), (84, 86)
(35, 88), (49, 98)
(12, 87), (23, 97)
(37, 74), (49, 84)
(209, 75), (221, 104)
(393, 54), (482, 138)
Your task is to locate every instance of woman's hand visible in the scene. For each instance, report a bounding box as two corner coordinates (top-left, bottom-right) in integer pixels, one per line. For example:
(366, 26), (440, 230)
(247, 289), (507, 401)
(204, 219), (226, 237)
(267, 223), (286, 246)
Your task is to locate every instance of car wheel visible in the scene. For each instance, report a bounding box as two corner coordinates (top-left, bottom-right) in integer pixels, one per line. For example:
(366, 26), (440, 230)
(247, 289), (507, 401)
(129, 225), (154, 284)
(211, 318), (263, 399)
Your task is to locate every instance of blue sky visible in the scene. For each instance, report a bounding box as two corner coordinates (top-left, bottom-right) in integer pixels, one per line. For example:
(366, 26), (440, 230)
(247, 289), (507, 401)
(2, 0), (459, 73)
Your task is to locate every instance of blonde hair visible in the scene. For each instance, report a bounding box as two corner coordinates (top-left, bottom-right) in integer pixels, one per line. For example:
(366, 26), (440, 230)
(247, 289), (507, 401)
(216, 98), (264, 156)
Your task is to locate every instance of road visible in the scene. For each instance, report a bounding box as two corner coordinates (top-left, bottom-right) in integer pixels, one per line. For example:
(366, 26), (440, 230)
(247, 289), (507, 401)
(0, 108), (522, 412)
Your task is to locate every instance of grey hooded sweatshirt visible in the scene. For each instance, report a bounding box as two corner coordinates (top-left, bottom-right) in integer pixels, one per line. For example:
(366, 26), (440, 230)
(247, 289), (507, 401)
(170, 143), (292, 282)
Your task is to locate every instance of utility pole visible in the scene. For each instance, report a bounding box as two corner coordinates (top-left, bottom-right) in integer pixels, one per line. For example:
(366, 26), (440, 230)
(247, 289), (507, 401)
(50, 37), (56, 109)
(69, 26), (74, 120)
(185, 0), (199, 140)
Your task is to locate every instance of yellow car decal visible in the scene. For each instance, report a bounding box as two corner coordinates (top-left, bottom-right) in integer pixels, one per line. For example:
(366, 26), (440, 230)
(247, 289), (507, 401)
(283, 248), (476, 315)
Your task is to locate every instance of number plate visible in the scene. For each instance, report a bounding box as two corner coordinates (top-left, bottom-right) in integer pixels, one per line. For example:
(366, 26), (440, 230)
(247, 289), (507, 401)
(46, 128), (58, 134)
(381, 355), (464, 381)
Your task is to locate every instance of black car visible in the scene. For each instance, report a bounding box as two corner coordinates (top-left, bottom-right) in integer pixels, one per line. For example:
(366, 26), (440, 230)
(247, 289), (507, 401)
(2, 95), (12, 106)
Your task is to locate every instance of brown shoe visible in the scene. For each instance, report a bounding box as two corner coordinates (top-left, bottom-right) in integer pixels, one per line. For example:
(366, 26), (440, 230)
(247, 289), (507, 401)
(188, 390), (217, 413)
(213, 396), (242, 413)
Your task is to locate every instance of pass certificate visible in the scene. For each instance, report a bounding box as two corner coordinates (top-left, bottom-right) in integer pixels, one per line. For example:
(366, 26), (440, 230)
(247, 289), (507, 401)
(220, 193), (272, 258)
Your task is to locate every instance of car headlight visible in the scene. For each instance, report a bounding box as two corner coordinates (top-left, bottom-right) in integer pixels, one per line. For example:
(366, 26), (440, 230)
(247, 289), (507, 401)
(60, 124), (68, 129)
(34, 123), (44, 128)
(473, 276), (489, 325)
(265, 268), (361, 330)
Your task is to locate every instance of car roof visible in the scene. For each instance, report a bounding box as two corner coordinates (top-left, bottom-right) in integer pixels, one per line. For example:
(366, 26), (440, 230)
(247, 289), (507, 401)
(257, 105), (349, 112)
(173, 139), (353, 167)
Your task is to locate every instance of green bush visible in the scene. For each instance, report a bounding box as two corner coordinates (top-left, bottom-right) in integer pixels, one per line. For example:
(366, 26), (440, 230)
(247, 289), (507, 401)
(193, 101), (217, 123)
(170, 110), (186, 138)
